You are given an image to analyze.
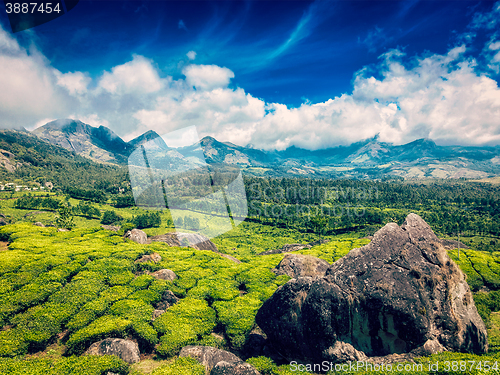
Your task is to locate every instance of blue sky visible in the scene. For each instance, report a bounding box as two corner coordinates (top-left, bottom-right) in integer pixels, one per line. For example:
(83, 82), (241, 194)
(1, 1), (500, 150)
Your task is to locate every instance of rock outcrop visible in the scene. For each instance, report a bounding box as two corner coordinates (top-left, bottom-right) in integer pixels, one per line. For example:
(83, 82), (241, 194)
(149, 232), (218, 251)
(124, 229), (148, 244)
(273, 254), (330, 278)
(155, 290), (179, 310)
(150, 269), (177, 281)
(258, 243), (311, 256)
(440, 239), (469, 250)
(256, 213), (487, 363)
(210, 361), (261, 375)
(179, 345), (261, 375)
(135, 252), (161, 263)
(179, 345), (242, 371)
(85, 338), (140, 364)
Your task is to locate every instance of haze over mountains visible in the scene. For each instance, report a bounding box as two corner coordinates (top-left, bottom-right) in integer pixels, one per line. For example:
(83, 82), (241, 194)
(27, 119), (500, 179)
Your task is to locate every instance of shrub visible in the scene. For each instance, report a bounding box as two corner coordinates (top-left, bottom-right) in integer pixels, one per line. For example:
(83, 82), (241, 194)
(67, 298), (110, 332)
(131, 321), (158, 349)
(154, 298), (216, 357)
(66, 315), (132, 354)
(150, 357), (205, 375)
(0, 353), (128, 375)
(0, 329), (29, 357)
(119, 222), (136, 235)
(247, 356), (279, 375)
(110, 299), (153, 322)
(213, 295), (262, 350)
(129, 274), (155, 290)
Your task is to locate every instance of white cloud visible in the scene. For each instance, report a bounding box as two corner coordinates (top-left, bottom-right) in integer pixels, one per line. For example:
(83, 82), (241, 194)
(77, 114), (109, 128)
(187, 51), (197, 60)
(1, 19), (500, 150)
(55, 70), (91, 95)
(99, 55), (162, 94)
(0, 26), (74, 129)
(183, 64), (234, 91)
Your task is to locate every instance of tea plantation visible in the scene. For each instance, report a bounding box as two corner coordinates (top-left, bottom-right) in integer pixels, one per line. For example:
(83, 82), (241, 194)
(0, 191), (500, 374)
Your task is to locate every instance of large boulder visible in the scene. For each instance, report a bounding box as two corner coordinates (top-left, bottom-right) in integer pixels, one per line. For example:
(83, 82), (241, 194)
(124, 229), (148, 244)
(149, 232), (218, 251)
(273, 254), (330, 278)
(256, 213), (487, 363)
(85, 338), (140, 364)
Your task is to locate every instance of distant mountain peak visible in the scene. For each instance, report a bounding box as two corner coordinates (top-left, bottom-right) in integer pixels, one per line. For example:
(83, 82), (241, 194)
(128, 130), (161, 147)
(33, 119), (130, 164)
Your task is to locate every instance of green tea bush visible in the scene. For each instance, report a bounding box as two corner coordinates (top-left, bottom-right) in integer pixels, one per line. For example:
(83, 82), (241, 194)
(154, 298), (216, 357)
(66, 315), (132, 354)
(129, 274), (155, 290)
(187, 276), (239, 302)
(67, 298), (110, 332)
(98, 285), (134, 303)
(0, 329), (29, 357)
(0, 354), (128, 375)
(110, 298), (153, 322)
(10, 303), (75, 350)
(150, 356), (205, 375)
(246, 356), (279, 374)
(12, 281), (62, 309)
(131, 321), (159, 349)
(128, 289), (160, 304)
(213, 294), (262, 350)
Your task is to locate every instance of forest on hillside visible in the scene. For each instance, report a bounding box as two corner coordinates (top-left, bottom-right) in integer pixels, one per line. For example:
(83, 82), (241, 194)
(1, 165), (500, 374)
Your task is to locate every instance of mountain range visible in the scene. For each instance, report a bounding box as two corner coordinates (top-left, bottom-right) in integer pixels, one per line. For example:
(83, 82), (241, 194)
(12, 119), (500, 179)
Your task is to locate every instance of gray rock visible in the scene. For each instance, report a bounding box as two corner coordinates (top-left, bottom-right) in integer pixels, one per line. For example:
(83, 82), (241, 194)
(308, 239), (330, 246)
(258, 243), (311, 256)
(152, 309), (165, 320)
(440, 239), (469, 250)
(243, 328), (267, 358)
(273, 254), (330, 278)
(101, 225), (120, 232)
(149, 232), (218, 251)
(33, 221), (44, 227)
(151, 269), (177, 280)
(135, 252), (162, 263)
(125, 229), (148, 244)
(155, 290), (179, 310)
(210, 361), (261, 375)
(85, 338), (140, 364)
(179, 345), (241, 372)
(220, 253), (241, 264)
(256, 213), (487, 363)
(0, 218), (7, 226)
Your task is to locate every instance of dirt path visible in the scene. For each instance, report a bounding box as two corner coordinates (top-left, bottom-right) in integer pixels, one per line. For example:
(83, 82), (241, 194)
(0, 241), (8, 251)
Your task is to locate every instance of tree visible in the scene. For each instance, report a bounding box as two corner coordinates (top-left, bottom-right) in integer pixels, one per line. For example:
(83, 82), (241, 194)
(55, 202), (75, 230)
(101, 210), (122, 225)
(309, 215), (329, 240)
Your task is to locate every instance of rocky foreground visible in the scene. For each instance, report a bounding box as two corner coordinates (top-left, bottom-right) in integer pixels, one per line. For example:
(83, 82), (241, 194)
(256, 213), (487, 363)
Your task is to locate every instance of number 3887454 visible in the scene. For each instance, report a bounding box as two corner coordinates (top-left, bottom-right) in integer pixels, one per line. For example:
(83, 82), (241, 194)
(5, 3), (62, 14)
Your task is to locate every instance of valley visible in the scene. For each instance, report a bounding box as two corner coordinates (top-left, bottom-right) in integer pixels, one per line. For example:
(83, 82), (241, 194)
(0, 122), (499, 374)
